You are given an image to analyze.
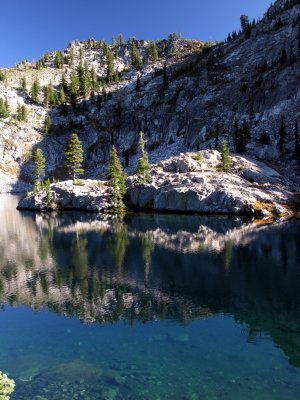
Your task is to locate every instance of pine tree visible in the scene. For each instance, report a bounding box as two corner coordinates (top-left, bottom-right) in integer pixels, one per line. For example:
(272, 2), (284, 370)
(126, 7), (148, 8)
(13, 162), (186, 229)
(233, 119), (251, 153)
(278, 115), (286, 154)
(82, 61), (91, 97)
(59, 87), (66, 104)
(106, 50), (115, 83)
(31, 78), (40, 102)
(55, 51), (64, 68)
(16, 104), (27, 121)
(0, 70), (6, 81)
(150, 42), (159, 63)
(112, 35), (115, 46)
(44, 83), (57, 107)
(20, 76), (27, 92)
(70, 72), (80, 105)
(107, 146), (127, 213)
(90, 66), (96, 90)
(65, 133), (84, 183)
(131, 42), (142, 69)
(21, 105), (27, 121)
(69, 47), (74, 66)
(136, 131), (152, 184)
(33, 148), (46, 190)
(240, 15), (252, 38)
(0, 98), (9, 118)
(118, 34), (125, 46)
(61, 72), (67, 91)
(221, 140), (231, 172)
(44, 115), (52, 134)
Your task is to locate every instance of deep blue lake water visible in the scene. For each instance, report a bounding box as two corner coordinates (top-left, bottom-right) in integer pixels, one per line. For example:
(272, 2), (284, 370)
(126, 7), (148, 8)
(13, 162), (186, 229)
(0, 194), (299, 399)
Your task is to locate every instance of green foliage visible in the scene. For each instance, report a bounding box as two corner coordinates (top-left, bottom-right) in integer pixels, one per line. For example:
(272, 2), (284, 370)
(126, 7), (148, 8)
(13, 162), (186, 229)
(0, 98), (9, 118)
(70, 72), (80, 105)
(0, 70), (6, 82)
(278, 115), (286, 154)
(69, 47), (74, 66)
(221, 140), (231, 172)
(44, 115), (52, 134)
(0, 371), (15, 400)
(44, 83), (58, 107)
(82, 61), (91, 97)
(33, 148), (46, 189)
(45, 178), (52, 204)
(131, 42), (142, 70)
(90, 66), (96, 90)
(232, 119), (251, 153)
(16, 104), (28, 122)
(118, 34), (125, 46)
(136, 131), (152, 184)
(191, 153), (203, 162)
(65, 133), (84, 183)
(55, 50), (64, 68)
(31, 78), (40, 102)
(240, 15), (253, 38)
(59, 87), (66, 104)
(36, 59), (44, 70)
(106, 49), (115, 84)
(168, 32), (181, 45)
(79, 48), (84, 62)
(150, 42), (159, 63)
(20, 76), (27, 92)
(107, 146), (127, 213)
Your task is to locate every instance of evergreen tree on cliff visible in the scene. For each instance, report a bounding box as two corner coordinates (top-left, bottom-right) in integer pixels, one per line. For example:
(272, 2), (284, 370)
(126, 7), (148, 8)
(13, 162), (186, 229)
(118, 34), (125, 46)
(221, 140), (231, 172)
(65, 133), (84, 184)
(44, 115), (52, 134)
(31, 78), (40, 103)
(136, 131), (152, 184)
(131, 42), (142, 70)
(106, 49), (115, 84)
(108, 146), (127, 213)
(33, 148), (46, 191)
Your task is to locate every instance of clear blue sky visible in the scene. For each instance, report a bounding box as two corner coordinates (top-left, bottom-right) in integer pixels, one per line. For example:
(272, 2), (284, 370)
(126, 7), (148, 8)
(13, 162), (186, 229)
(1, 0), (273, 68)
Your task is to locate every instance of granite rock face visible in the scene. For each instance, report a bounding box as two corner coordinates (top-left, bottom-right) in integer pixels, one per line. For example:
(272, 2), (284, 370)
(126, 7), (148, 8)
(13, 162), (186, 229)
(1, 0), (300, 195)
(18, 151), (291, 216)
(18, 180), (111, 212)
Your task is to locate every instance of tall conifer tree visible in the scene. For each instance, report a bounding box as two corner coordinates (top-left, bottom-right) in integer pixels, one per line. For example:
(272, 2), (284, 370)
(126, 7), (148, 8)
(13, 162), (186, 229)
(107, 146), (126, 212)
(65, 133), (84, 183)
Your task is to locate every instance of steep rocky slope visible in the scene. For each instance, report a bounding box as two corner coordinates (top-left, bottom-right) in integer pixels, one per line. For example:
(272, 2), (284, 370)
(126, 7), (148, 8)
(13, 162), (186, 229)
(0, 0), (300, 194)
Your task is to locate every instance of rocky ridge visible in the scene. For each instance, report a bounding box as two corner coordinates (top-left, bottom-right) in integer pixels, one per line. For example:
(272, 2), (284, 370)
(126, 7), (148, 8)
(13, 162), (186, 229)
(18, 150), (292, 216)
(1, 0), (300, 213)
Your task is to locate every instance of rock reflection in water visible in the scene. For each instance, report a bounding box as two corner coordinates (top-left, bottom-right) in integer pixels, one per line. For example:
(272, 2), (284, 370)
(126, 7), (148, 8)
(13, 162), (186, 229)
(0, 195), (300, 399)
(0, 196), (299, 369)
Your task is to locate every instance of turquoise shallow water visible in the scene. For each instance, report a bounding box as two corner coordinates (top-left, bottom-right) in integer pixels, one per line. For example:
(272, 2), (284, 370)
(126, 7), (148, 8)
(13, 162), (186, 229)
(0, 194), (299, 399)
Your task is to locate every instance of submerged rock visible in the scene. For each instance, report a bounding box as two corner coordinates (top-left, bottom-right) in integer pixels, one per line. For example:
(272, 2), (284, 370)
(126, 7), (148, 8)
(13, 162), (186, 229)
(41, 361), (102, 384)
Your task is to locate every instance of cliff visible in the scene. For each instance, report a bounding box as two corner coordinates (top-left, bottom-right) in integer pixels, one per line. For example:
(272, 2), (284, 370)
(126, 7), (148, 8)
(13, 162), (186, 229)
(0, 0), (299, 200)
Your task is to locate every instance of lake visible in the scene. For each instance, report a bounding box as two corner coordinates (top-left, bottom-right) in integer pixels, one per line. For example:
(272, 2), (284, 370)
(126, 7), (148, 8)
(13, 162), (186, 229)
(0, 194), (299, 400)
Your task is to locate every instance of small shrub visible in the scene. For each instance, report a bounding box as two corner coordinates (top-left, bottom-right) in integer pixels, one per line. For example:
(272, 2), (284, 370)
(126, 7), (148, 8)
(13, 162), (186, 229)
(191, 153), (203, 162)
(0, 371), (15, 399)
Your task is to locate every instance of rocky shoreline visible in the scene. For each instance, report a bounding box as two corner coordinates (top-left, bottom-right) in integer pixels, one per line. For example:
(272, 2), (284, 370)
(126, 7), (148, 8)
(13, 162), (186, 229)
(17, 151), (294, 218)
